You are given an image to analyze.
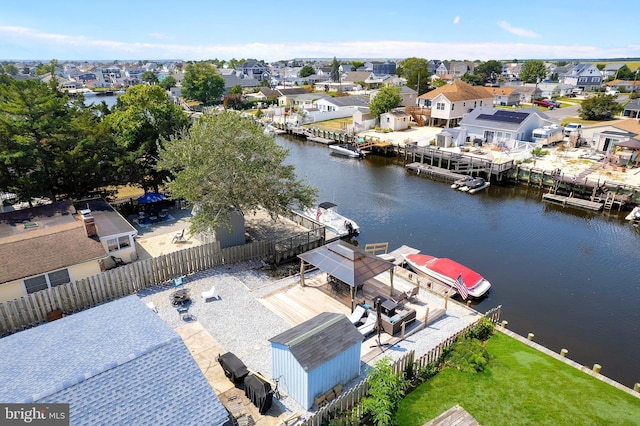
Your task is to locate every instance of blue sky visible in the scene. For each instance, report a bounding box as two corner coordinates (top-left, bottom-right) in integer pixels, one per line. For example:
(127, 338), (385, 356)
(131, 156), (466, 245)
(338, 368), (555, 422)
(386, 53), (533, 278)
(1, 0), (639, 62)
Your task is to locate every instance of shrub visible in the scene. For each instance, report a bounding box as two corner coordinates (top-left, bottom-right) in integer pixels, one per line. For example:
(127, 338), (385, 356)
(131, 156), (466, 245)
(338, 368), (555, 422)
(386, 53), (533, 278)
(465, 317), (495, 341)
(360, 357), (408, 426)
(417, 361), (439, 381)
(446, 336), (489, 373)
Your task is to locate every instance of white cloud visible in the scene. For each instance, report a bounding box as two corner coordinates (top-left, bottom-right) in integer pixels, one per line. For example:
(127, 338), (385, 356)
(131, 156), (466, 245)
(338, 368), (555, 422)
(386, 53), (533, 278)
(498, 21), (539, 38)
(0, 25), (637, 62)
(453, 16), (460, 24)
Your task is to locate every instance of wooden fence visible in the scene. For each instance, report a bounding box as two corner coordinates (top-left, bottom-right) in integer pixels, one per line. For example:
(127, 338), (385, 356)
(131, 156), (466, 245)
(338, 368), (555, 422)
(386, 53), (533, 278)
(0, 240), (275, 336)
(301, 305), (502, 426)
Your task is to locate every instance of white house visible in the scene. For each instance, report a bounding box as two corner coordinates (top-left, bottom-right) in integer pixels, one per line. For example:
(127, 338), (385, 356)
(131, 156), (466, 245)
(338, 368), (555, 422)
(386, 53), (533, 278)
(417, 80), (494, 127)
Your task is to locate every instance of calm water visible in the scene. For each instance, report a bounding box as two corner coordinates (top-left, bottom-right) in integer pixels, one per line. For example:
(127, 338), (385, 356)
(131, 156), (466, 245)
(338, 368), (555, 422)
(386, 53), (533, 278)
(277, 135), (640, 388)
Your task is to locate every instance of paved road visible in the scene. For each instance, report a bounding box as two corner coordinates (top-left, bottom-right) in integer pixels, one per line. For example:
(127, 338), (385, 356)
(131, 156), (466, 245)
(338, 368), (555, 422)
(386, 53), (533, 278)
(541, 104), (580, 123)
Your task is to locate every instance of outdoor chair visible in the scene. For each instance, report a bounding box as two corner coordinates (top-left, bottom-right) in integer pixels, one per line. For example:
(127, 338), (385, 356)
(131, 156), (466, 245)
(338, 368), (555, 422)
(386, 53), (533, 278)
(391, 291), (407, 308)
(357, 312), (377, 337)
(171, 229), (185, 243)
(176, 300), (192, 320)
(347, 305), (366, 325)
(201, 285), (219, 302)
(110, 255), (125, 267)
(405, 286), (420, 302)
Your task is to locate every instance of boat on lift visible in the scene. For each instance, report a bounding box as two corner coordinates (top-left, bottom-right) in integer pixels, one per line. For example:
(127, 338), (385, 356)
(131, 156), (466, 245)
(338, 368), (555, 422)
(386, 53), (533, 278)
(300, 202), (360, 237)
(329, 143), (365, 159)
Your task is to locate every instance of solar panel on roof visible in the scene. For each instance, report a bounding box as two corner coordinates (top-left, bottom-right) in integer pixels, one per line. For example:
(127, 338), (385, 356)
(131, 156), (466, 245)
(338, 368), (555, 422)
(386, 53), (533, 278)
(477, 110), (528, 124)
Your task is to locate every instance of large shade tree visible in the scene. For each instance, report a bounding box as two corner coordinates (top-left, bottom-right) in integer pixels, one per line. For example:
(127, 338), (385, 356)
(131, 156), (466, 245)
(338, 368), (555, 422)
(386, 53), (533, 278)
(519, 60), (547, 84)
(369, 86), (402, 118)
(182, 62), (225, 105)
(0, 75), (121, 203)
(107, 84), (189, 191)
(396, 57), (430, 95)
(157, 111), (317, 234)
(579, 94), (623, 120)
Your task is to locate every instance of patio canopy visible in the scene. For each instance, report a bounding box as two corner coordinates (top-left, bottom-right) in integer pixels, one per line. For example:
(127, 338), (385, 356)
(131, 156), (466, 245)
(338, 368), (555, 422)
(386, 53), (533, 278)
(616, 139), (640, 150)
(298, 240), (395, 288)
(137, 192), (166, 204)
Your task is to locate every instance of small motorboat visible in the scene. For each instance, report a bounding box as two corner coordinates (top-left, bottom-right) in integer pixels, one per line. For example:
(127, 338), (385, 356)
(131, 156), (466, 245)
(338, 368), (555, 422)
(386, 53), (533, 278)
(300, 202), (360, 237)
(451, 176), (474, 189)
(329, 143), (365, 159)
(404, 253), (491, 299)
(458, 177), (490, 193)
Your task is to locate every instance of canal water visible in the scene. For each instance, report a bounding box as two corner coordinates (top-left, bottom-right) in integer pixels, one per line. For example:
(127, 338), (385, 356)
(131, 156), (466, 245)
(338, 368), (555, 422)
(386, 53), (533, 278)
(277, 135), (640, 389)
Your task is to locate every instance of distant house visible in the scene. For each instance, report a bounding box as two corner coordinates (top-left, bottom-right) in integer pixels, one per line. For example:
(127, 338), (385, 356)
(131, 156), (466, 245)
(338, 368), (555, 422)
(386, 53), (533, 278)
(380, 109), (410, 131)
(315, 95), (369, 113)
(561, 63), (603, 92)
(364, 60), (397, 76)
(606, 79), (640, 92)
(457, 107), (555, 145)
(582, 118), (640, 153)
(237, 60), (269, 81)
(0, 295), (231, 426)
(507, 84), (542, 103)
(623, 99), (640, 118)
(417, 80), (494, 127)
(427, 60), (442, 75)
(370, 86), (417, 107)
(343, 71), (375, 88)
(0, 199), (137, 302)
(533, 82), (575, 99)
(602, 63), (625, 79)
(488, 87), (520, 106)
(269, 312), (362, 410)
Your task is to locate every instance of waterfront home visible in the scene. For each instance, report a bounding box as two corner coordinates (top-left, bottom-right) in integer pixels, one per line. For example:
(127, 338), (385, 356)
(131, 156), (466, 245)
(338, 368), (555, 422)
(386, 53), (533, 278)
(416, 80), (494, 128)
(0, 295), (231, 425)
(582, 118), (640, 153)
(457, 106), (554, 146)
(0, 199), (137, 302)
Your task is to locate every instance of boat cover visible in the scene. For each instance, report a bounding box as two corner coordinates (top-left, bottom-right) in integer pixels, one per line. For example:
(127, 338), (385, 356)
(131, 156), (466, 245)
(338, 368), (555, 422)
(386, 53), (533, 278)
(406, 254), (482, 288)
(217, 352), (249, 383)
(244, 374), (273, 414)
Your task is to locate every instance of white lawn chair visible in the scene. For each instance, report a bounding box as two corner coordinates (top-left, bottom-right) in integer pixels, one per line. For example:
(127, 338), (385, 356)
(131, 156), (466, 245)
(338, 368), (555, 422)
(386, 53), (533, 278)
(171, 229), (185, 243)
(358, 313), (377, 337)
(201, 285), (219, 302)
(348, 305), (366, 325)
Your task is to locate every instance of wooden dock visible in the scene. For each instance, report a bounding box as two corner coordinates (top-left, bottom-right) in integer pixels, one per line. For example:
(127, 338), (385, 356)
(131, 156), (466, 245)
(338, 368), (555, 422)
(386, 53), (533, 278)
(306, 135), (334, 144)
(406, 162), (467, 182)
(542, 193), (603, 211)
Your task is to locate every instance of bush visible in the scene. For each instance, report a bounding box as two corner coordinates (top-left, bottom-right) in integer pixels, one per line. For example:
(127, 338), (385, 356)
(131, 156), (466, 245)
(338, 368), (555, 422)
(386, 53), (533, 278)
(446, 336), (489, 373)
(417, 361), (439, 381)
(465, 318), (495, 341)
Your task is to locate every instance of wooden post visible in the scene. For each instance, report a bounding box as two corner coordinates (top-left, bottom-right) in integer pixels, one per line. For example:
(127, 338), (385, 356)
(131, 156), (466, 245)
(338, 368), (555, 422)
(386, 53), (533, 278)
(389, 268), (394, 297)
(634, 383), (640, 393)
(300, 260), (305, 287)
(401, 322), (406, 340)
(527, 333), (534, 341)
(501, 320), (508, 328)
(592, 364), (601, 374)
(560, 348), (568, 357)
(444, 291), (448, 310)
(424, 308), (429, 328)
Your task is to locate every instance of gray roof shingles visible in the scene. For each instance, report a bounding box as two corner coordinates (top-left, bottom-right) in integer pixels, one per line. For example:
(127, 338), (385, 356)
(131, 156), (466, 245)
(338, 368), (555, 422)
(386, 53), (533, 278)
(270, 312), (363, 372)
(0, 295), (230, 426)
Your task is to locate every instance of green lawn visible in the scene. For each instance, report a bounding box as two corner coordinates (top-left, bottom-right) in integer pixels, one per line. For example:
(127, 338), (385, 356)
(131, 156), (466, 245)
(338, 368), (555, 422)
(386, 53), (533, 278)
(397, 332), (640, 426)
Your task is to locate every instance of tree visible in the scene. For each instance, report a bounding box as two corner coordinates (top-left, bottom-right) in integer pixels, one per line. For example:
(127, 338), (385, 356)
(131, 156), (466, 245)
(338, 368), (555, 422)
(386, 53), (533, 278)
(579, 94), (623, 120)
(159, 75), (177, 90)
(182, 62), (225, 105)
(4, 64), (18, 75)
(519, 60), (547, 84)
(351, 60), (364, 71)
(0, 75), (121, 202)
(431, 77), (447, 88)
(596, 63), (606, 71)
(369, 86), (402, 118)
(474, 60), (503, 84)
(615, 65), (636, 80)
(360, 357), (408, 426)
(299, 65), (315, 78)
(107, 84), (190, 191)
(330, 57), (340, 83)
(397, 57), (430, 95)
(229, 85), (243, 95)
(461, 72), (484, 86)
(157, 111), (317, 234)
(223, 94), (243, 110)
(142, 70), (158, 84)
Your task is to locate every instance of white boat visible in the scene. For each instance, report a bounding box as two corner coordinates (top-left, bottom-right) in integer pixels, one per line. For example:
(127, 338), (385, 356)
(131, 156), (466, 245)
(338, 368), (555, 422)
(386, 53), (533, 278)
(404, 253), (491, 299)
(329, 143), (365, 159)
(458, 177), (490, 194)
(301, 202), (360, 237)
(625, 206), (640, 223)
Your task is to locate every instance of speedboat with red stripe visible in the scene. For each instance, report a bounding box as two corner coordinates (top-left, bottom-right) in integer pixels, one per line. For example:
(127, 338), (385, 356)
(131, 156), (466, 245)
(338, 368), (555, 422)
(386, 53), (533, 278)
(403, 253), (491, 298)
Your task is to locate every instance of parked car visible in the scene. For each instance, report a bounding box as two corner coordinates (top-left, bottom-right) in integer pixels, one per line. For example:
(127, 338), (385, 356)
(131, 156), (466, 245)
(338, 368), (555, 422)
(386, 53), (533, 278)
(564, 123), (582, 137)
(533, 99), (556, 109)
(544, 99), (561, 108)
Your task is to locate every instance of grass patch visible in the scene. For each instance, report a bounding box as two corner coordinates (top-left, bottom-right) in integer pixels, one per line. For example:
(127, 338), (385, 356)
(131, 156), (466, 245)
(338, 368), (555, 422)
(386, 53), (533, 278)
(397, 332), (640, 425)
(306, 117), (353, 131)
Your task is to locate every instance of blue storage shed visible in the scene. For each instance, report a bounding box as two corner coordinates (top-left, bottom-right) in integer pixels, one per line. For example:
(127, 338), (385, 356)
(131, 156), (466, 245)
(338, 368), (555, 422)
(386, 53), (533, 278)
(269, 312), (362, 410)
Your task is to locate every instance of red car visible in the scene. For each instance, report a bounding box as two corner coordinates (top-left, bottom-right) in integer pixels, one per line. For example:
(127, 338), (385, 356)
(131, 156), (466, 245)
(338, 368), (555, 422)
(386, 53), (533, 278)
(533, 99), (556, 109)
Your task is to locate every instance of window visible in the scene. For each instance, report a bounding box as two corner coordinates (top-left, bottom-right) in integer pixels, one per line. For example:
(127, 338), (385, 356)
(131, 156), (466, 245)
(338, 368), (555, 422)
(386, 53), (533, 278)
(24, 275), (48, 294)
(436, 103), (445, 110)
(451, 104), (455, 110)
(48, 269), (71, 288)
(107, 235), (131, 252)
(579, 77), (587, 83)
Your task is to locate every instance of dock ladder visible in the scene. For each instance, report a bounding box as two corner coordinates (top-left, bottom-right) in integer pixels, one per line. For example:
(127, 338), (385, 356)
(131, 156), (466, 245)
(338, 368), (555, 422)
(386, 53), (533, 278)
(603, 192), (615, 210)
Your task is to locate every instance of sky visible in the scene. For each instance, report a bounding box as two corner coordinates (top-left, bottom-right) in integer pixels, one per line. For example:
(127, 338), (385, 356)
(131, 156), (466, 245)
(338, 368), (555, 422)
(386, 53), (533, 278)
(1, 0), (639, 62)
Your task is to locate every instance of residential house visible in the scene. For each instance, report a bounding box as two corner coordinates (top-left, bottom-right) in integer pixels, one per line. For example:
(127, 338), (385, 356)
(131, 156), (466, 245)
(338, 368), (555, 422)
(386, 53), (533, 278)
(488, 87), (520, 106)
(533, 82), (576, 99)
(561, 63), (603, 92)
(279, 92), (329, 110)
(41, 74), (82, 91)
(457, 107), (555, 146)
(343, 71), (375, 89)
(582, 118), (640, 153)
(380, 109), (410, 131)
(221, 74), (261, 94)
(237, 60), (269, 81)
(501, 63), (523, 81)
(506, 84), (542, 104)
(270, 312), (362, 410)
(339, 64), (353, 73)
(0, 199), (137, 302)
(623, 99), (640, 118)
(370, 86), (417, 107)
(434, 62), (450, 76)
(606, 79), (640, 92)
(364, 60), (397, 76)
(0, 295), (232, 425)
(602, 63), (625, 79)
(417, 80), (494, 127)
(427, 60), (442, 75)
